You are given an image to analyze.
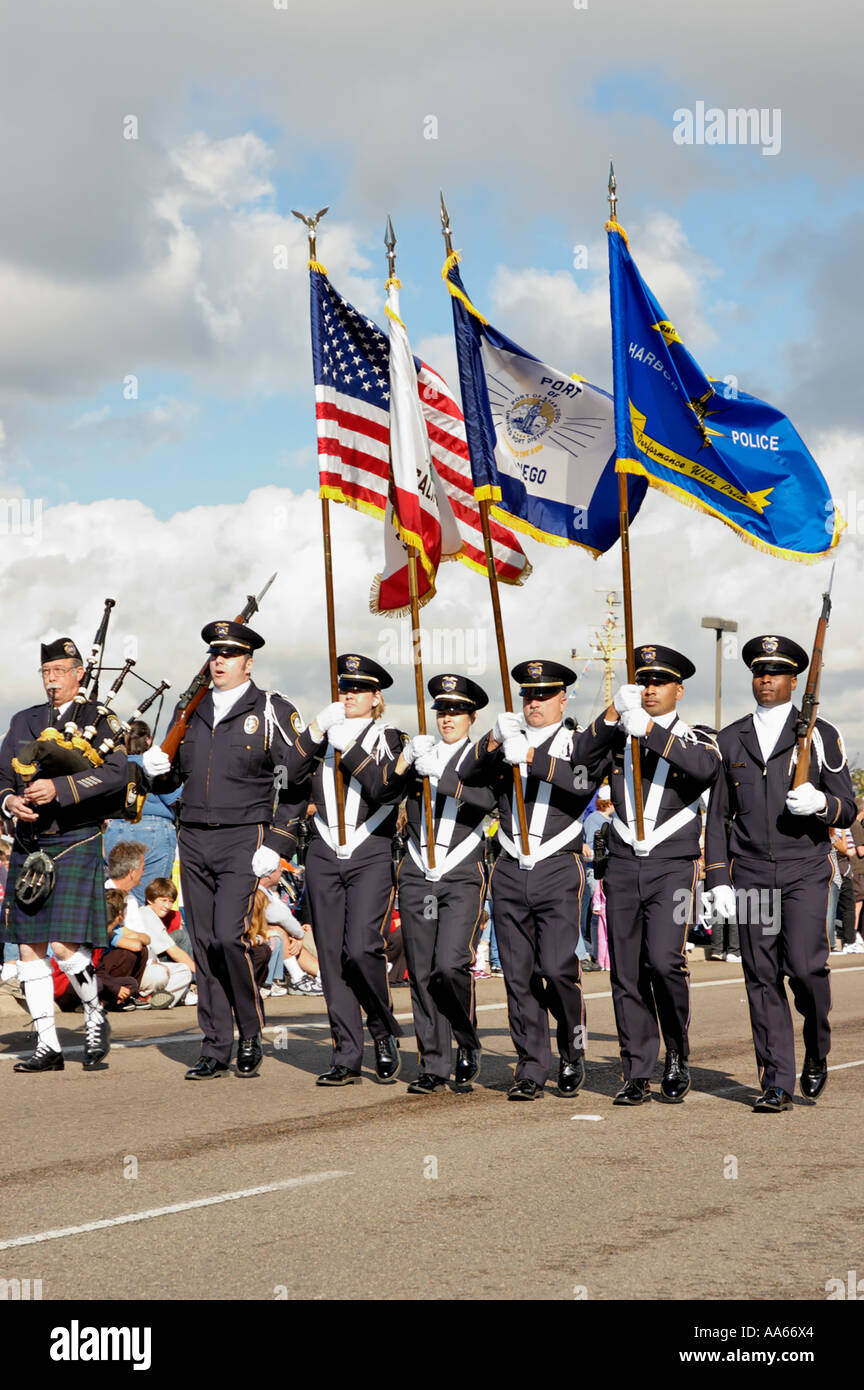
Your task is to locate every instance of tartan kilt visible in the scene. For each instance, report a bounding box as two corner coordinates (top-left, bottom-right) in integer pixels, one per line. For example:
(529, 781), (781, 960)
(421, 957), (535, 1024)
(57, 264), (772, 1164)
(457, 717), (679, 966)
(1, 827), (111, 946)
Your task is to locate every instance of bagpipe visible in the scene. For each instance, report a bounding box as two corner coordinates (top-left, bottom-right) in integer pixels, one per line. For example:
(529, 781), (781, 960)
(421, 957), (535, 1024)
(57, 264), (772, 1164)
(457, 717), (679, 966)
(11, 598), (171, 822)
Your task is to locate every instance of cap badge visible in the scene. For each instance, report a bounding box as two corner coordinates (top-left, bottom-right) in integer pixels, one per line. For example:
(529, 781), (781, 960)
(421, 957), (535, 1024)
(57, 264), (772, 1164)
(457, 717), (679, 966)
(641, 646), (656, 663)
(63, 641), (77, 657)
(442, 675), (457, 692)
(215, 622), (229, 638)
(345, 655), (360, 673)
(761, 636), (779, 653)
(527, 661), (543, 679)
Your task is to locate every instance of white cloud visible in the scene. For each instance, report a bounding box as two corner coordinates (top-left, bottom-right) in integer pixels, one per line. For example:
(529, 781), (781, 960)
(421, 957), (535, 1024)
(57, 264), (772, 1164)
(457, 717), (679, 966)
(1, 472), (862, 765)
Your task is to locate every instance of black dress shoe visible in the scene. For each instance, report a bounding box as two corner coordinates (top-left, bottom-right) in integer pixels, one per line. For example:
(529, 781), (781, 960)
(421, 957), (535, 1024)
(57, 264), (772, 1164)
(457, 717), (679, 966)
(185, 1055), (230, 1080)
(752, 1085), (793, 1113)
(582, 959), (602, 972)
(407, 1072), (448, 1095)
(236, 1035), (263, 1077)
(558, 1056), (585, 1095)
(454, 1046), (480, 1086)
(659, 1050), (691, 1103)
(82, 1009), (110, 1069)
(316, 1065), (362, 1086)
(800, 1055), (828, 1100)
(613, 1078), (652, 1106)
(507, 1078), (544, 1101)
(374, 1035), (400, 1081)
(13, 1045), (64, 1073)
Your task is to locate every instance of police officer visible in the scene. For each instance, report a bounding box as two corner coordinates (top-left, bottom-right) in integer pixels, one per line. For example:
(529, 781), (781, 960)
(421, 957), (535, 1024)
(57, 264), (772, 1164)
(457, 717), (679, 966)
(704, 635), (856, 1113)
(572, 645), (720, 1105)
(387, 674), (495, 1094)
(143, 621), (313, 1080)
(458, 660), (599, 1100)
(0, 639), (125, 1072)
(300, 654), (405, 1086)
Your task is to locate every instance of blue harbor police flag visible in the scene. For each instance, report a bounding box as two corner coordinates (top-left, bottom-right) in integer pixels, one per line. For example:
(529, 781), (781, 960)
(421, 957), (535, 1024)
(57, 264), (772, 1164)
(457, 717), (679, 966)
(443, 253), (646, 554)
(607, 220), (844, 562)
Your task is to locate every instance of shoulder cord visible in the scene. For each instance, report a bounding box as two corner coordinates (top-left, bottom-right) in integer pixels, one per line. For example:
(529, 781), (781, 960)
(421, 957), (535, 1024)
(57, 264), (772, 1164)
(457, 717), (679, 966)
(263, 691), (295, 754)
(788, 725), (847, 778)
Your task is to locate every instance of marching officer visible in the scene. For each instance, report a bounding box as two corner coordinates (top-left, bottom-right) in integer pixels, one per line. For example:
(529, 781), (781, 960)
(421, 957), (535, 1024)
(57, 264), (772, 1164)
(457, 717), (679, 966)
(300, 654), (405, 1086)
(458, 660), (600, 1100)
(572, 645), (720, 1106)
(704, 634), (856, 1113)
(0, 639), (125, 1072)
(387, 674), (495, 1094)
(143, 621), (314, 1080)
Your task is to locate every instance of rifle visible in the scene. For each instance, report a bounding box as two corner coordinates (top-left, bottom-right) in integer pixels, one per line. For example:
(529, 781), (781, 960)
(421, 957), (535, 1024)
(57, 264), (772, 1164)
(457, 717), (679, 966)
(792, 564), (834, 788)
(160, 574), (277, 764)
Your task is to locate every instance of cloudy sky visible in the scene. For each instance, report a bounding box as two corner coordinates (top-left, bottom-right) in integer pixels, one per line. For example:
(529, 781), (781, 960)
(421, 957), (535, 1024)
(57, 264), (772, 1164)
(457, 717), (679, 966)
(0, 1), (861, 757)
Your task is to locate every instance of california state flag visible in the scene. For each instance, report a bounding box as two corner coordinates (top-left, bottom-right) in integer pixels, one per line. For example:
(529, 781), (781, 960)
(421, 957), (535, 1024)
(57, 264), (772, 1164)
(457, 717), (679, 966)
(371, 280), (461, 614)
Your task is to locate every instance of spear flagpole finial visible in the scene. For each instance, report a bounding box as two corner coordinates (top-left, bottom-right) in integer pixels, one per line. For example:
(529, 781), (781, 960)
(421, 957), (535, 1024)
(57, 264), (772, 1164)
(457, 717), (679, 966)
(607, 161), (618, 222)
(291, 206), (329, 262)
(384, 214), (397, 280)
(440, 190), (454, 256)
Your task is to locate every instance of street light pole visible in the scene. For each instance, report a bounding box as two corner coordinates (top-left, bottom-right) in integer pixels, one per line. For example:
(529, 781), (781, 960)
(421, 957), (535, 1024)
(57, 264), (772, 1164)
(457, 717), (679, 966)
(701, 616), (738, 730)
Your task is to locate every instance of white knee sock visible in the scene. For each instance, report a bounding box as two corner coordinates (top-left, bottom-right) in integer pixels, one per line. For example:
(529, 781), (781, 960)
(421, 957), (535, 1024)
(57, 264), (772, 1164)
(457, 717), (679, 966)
(285, 956), (304, 983)
(57, 948), (102, 1019)
(18, 959), (61, 1052)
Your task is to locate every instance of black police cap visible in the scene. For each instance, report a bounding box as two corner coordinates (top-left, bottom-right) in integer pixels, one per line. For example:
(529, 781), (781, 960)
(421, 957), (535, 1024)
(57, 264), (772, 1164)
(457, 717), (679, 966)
(428, 674), (489, 711)
(41, 638), (83, 665)
(337, 653), (393, 690)
(201, 620), (265, 654)
(634, 643), (695, 683)
(742, 634), (808, 675)
(511, 659), (577, 697)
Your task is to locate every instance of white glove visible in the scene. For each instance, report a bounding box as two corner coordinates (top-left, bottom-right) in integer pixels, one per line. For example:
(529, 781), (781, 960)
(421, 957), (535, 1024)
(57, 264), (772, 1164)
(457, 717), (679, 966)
(252, 846), (281, 878)
(706, 885), (737, 923)
(503, 733), (530, 766)
(314, 701), (345, 734)
(621, 707), (651, 738)
(416, 741), (449, 779)
(613, 683), (643, 714)
(142, 747), (171, 778)
(404, 734), (436, 766)
(493, 711), (525, 743)
(633, 838), (651, 858)
(264, 897), (305, 939)
(786, 783), (827, 817)
(327, 720), (356, 753)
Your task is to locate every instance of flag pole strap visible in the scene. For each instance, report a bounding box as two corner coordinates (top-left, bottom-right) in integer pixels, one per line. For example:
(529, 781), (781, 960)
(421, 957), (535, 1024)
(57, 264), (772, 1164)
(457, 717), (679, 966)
(406, 547), (438, 869)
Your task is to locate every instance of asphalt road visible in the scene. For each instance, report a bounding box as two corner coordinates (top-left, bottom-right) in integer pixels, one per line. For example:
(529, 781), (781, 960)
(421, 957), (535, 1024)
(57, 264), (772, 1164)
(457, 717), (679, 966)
(1, 957), (862, 1302)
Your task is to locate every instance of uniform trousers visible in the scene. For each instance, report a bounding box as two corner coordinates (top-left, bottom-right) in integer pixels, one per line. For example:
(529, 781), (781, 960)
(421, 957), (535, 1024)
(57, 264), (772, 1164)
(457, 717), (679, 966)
(177, 823), (264, 1063)
(604, 854), (696, 1079)
(731, 853), (833, 1095)
(490, 852), (585, 1086)
(398, 855), (485, 1076)
(305, 837), (402, 1072)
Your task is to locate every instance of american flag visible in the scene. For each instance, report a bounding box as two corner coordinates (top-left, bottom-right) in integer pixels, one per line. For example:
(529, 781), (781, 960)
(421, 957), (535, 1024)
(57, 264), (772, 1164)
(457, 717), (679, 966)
(310, 268), (530, 602)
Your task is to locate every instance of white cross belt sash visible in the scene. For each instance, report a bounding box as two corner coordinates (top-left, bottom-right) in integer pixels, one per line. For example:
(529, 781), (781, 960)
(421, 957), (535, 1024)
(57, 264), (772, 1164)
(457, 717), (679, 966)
(315, 720), (392, 859)
(612, 717), (700, 854)
(500, 724), (581, 870)
(406, 738), (484, 882)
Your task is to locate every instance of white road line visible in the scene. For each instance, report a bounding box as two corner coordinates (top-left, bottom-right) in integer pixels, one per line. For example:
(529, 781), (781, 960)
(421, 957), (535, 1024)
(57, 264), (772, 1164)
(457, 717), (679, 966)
(2, 966), (862, 1062)
(572, 1115), (604, 1122)
(0, 1170), (352, 1251)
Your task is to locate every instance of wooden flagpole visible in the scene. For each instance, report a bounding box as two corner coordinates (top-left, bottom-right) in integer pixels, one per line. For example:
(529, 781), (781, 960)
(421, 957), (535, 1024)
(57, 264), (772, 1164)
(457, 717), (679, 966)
(385, 217), (437, 868)
(440, 194), (530, 857)
(295, 206), (346, 846)
(608, 165), (645, 841)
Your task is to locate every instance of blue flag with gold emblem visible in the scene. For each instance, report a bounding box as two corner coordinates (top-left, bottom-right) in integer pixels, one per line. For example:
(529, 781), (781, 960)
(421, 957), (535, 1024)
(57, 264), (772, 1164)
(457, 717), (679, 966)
(443, 252), (645, 554)
(607, 220), (844, 562)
